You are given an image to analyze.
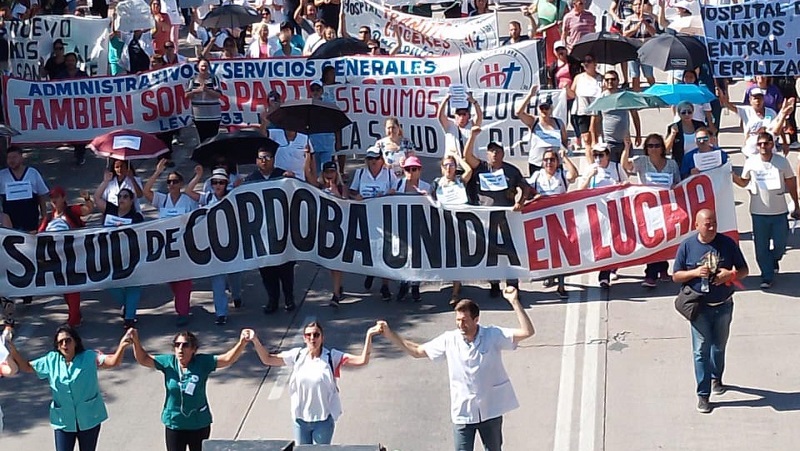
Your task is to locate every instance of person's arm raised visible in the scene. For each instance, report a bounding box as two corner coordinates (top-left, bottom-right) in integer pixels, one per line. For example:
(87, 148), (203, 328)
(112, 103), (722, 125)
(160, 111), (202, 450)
(129, 328), (156, 369)
(463, 126), (482, 169)
(377, 321), (428, 358)
(216, 329), (254, 369)
(93, 170), (112, 212)
(251, 334), (286, 367)
(342, 323), (383, 367)
(99, 329), (134, 369)
(516, 84), (539, 129)
(502, 287), (535, 343)
(143, 158), (167, 203)
(183, 165), (204, 202)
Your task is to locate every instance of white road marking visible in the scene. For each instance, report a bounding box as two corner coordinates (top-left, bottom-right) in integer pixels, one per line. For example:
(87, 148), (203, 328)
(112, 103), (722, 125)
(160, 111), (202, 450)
(553, 275), (581, 451)
(267, 315), (315, 401)
(579, 294), (602, 451)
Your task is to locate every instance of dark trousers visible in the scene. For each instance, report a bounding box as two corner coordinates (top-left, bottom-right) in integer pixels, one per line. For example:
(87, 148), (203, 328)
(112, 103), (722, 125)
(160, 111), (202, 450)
(259, 262), (296, 308)
(74, 144), (86, 162)
(645, 261), (669, 280)
(194, 119), (220, 144)
(165, 426), (210, 451)
(453, 416), (503, 451)
(54, 424), (101, 451)
(156, 131), (175, 161)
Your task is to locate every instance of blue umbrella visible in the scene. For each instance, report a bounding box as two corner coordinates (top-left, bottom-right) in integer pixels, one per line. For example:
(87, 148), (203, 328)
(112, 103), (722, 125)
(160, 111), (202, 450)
(644, 84), (716, 106)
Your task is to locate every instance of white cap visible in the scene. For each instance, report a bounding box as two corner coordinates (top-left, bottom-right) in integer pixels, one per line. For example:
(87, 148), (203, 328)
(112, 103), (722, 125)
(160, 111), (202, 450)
(553, 40), (566, 50)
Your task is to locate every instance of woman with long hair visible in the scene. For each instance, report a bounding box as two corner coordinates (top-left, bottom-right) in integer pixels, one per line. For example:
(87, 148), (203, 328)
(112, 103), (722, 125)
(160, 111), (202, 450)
(129, 328), (253, 451)
(6, 325), (132, 451)
(308, 160), (348, 307)
(251, 321), (383, 445)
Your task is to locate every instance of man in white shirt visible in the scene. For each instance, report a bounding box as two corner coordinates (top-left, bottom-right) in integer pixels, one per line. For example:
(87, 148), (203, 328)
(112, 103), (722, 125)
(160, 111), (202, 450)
(380, 287), (535, 451)
(438, 93), (483, 161)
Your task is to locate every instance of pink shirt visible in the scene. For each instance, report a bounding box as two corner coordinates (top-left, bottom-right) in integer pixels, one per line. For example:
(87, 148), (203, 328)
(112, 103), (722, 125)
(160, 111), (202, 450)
(562, 10), (596, 51)
(555, 62), (572, 89)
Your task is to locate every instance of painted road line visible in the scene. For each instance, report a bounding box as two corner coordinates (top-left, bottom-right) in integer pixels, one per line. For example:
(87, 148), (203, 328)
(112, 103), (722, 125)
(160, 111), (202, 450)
(579, 290), (602, 451)
(553, 275), (581, 451)
(267, 315), (315, 401)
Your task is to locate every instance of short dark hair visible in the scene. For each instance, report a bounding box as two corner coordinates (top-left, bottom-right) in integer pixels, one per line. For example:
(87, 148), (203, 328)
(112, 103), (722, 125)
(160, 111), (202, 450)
(118, 188), (135, 199)
(258, 146), (276, 157)
(643, 133), (667, 158)
(487, 142), (504, 152)
(757, 131), (774, 143)
(169, 171), (184, 183)
(52, 325), (86, 355)
(172, 330), (199, 350)
(509, 20), (521, 28)
(6, 145), (22, 154)
(454, 299), (480, 319)
(64, 52), (79, 62)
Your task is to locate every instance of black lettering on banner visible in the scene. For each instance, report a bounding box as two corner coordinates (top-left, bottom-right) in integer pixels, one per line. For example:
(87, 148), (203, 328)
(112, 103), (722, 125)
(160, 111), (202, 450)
(111, 229), (139, 280)
(290, 188), (317, 252)
(442, 210), (458, 268)
(4, 236), (34, 288)
(35, 235), (65, 287)
(63, 235), (87, 285)
(457, 211), (485, 267)
(235, 191), (267, 259)
(487, 211), (520, 267)
(146, 230), (165, 262)
(317, 196), (344, 260)
(383, 204), (408, 269)
(407, 125), (439, 155)
(164, 228), (180, 259)
(343, 203), (372, 265)
(366, 120), (382, 143)
(208, 200), (239, 262)
(184, 209), (211, 264)
(262, 187), (288, 255)
(410, 205), (441, 268)
(85, 232), (111, 282)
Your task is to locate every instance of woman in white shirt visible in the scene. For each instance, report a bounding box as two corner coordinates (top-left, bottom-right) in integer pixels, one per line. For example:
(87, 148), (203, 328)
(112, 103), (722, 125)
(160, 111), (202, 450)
(251, 321), (383, 445)
(143, 159), (199, 327)
(518, 85), (568, 175)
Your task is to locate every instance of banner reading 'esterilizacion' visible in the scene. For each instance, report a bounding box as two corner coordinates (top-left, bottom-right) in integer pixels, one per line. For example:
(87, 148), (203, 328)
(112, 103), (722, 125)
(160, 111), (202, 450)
(0, 167), (736, 297)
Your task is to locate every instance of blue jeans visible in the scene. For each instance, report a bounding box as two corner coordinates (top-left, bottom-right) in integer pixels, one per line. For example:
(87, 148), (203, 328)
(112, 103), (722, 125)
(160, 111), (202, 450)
(294, 415), (335, 445)
(690, 301), (733, 396)
(110, 287), (141, 320)
(751, 213), (788, 283)
(210, 273), (242, 317)
(54, 424), (101, 451)
(629, 60), (654, 79)
(453, 416), (503, 451)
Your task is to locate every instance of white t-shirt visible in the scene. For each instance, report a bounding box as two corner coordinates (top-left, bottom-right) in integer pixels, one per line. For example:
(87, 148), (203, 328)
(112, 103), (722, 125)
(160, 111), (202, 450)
(444, 121), (472, 158)
(741, 153), (795, 216)
(0, 166), (49, 201)
(736, 105), (778, 156)
(397, 178), (431, 194)
(303, 33), (324, 55)
(269, 130), (312, 181)
(281, 347), (345, 422)
(102, 176), (143, 211)
(581, 161), (627, 188)
(528, 169), (569, 196)
(349, 167), (398, 198)
(421, 326), (519, 425)
(151, 191), (198, 218)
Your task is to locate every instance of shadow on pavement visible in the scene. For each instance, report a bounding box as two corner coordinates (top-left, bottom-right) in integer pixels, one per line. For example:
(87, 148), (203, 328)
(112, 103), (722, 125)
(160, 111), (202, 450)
(715, 385), (800, 412)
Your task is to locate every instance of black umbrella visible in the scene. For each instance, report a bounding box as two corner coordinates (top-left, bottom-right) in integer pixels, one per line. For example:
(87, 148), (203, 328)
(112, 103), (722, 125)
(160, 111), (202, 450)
(570, 32), (641, 65)
(191, 129), (279, 167)
(267, 99), (352, 134)
(637, 33), (708, 71)
(309, 37), (370, 59)
(201, 5), (260, 29)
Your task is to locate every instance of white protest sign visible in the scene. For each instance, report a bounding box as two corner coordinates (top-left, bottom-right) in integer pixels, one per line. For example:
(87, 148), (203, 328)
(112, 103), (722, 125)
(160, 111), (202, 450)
(342, 0), (499, 56)
(8, 15), (110, 80)
(114, 0), (156, 33)
(702, 1), (799, 77)
(113, 135), (142, 150)
(693, 150), (722, 172)
(449, 84), (469, 110)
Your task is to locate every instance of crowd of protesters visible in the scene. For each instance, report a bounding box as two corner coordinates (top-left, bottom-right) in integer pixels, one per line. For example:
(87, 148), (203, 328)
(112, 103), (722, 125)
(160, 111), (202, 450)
(1, 0), (800, 448)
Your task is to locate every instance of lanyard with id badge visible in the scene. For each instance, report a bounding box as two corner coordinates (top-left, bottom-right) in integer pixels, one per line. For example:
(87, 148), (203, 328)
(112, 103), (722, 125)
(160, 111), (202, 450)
(179, 371), (206, 417)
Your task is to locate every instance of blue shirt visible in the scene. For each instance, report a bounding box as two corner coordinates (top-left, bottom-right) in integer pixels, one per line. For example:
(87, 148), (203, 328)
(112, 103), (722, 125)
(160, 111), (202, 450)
(680, 147), (728, 179)
(31, 350), (108, 432)
(272, 43), (303, 57)
(673, 233), (747, 304)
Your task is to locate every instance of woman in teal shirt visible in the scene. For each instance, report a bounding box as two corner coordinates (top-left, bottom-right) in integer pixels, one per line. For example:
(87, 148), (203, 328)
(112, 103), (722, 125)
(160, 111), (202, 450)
(129, 328), (253, 451)
(6, 325), (132, 451)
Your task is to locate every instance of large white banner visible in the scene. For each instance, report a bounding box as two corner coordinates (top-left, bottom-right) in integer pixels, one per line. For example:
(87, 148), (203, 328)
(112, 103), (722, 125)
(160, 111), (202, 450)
(702, 1), (797, 77)
(342, 0), (499, 56)
(4, 41), (540, 157)
(7, 15), (110, 80)
(0, 167), (736, 297)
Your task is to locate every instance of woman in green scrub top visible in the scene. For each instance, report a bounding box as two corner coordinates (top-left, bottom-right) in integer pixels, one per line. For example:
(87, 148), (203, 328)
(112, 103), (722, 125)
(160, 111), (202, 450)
(129, 328), (253, 451)
(6, 325), (132, 451)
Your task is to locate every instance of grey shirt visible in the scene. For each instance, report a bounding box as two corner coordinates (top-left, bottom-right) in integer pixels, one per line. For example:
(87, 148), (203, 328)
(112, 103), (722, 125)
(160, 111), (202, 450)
(601, 108), (630, 144)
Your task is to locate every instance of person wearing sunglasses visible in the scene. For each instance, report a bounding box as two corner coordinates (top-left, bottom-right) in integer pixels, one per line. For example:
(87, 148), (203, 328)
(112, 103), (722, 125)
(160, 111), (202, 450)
(621, 134), (680, 287)
(720, 88), (795, 158)
(349, 146), (397, 300)
(595, 70), (641, 164)
(517, 85), (568, 175)
(680, 127), (727, 179)
(732, 132), (800, 290)
(677, 70), (716, 134)
(567, 54), (602, 151)
(129, 328), (253, 451)
(161, 40), (186, 65)
(143, 159), (200, 327)
(579, 142), (628, 288)
(665, 101), (706, 172)
(6, 326), (132, 451)
(392, 156), (431, 302)
(251, 321), (383, 445)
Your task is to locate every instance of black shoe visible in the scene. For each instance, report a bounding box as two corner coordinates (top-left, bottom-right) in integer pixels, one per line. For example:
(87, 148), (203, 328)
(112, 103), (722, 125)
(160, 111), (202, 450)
(123, 319), (137, 329)
(411, 285), (421, 302)
(232, 298), (242, 308)
(696, 396), (712, 414)
(329, 294), (340, 308)
(22, 296), (32, 305)
(775, 260), (780, 274)
(380, 285), (391, 302)
(364, 276), (374, 290)
(557, 286), (568, 299)
(263, 304), (278, 315)
(711, 379), (727, 395)
(284, 302), (296, 312)
(215, 315), (227, 325)
(489, 283), (501, 298)
(396, 282), (409, 302)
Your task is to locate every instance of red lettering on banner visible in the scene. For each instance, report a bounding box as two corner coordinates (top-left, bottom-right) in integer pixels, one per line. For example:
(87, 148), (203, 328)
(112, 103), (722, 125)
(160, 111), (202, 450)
(15, 97), (134, 131)
(232, 81), (269, 112)
(587, 204), (612, 261)
(545, 210), (581, 269)
(523, 217), (548, 270)
(12, 99), (31, 129)
(267, 80), (308, 100)
(660, 187), (689, 241)
(31, 100), (48, 130)
(335, 86), (443, 119)
(633, 192), (665, 248)
(142, 85), (191, 121)
(686, 176), (716, 227)
(608, 198), (636, 256)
